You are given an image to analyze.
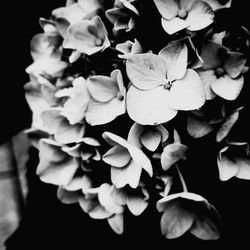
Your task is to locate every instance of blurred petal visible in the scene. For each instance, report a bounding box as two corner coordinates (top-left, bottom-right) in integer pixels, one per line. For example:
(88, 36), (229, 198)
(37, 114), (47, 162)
(161, 200), (194, 239)
(196, 69), (217, 100)
(89, 204), (113, 219)
(78, 0), (103, 13)
(102, 132), (128, 147)
(161, 17), (188, 35)
(223, 52), (246, 78)
(127, 144), (153, 176)
(217, 147), (238, 181)
(86, 98), (125, 125)
(108, 214), (124, 234)
(168, 69), (205, 111)
(187, 114), (214, 138)
(140, 130), (161, 152)
(98, 184), (124, 214)
(127, 195), (148, 216)
(161, 143), (188, 171)
(127, 86), (177, 125)
(127, 122), (144, 148)
(202, 0), (232, 11)
(235, 159), (250, 179)
(57, 186), (81, 204)
(156, 125), (169, 142)
(153, 0), (179, 20)
(216, 107), (242, 142)
(159, 42), (187, 81)
(211, 75), (244, 100)
(111, 160), (142, 188)
(103, 145), (131, 168)
(110, 187), (127, 205)
(190, 203), (221, 240)
(126, 53), (167, 90)
(87, 75), (118, 102)
(186, 1), (214, 31)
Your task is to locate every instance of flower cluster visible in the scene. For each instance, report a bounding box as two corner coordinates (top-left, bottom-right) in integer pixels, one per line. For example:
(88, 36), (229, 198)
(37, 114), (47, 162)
(24, 0), (250, 240)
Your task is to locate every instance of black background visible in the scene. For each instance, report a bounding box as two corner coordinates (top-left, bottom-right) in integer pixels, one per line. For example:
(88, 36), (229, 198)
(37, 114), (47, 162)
(3, 1), (250, 249)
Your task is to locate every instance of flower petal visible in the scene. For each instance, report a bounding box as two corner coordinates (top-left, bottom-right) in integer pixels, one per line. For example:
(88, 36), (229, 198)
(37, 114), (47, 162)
(185, 1), (214, 31)
(103, 145), (131, 168)
(86, 98), (125, 126)
(126, 53), (167, 90)
(78, 0), (103, 13)
(211, 75), (244, 101)
(217, 147), (238, 181)
(127, 122), (144, 148)
(158, 42), (188, 81)
(57, 187), (81, 204)
(223, 52), (246, 78)
(216, 107), (242, 142)
(160, 200), (194, 239)
(187, 114), (214, 138)
(202, 0), (232, 11)
(140, 130), (161, 152)
(111, 160), (142, 189)
(107, 213), (124, 235)
(235, 159), (250, 180)
(161, 17), (188, 35)
(102, 132), (128, 147)
(127, 86), (177, 125)
(153, 0), (179, 20)
(126, 195), (148, 216)
(89, 204), (113, 219)
(87, 75), (118, 102)
(196, 69), (217, 100)
(161, 143), (188, 171)
(168, 69), (205, 111)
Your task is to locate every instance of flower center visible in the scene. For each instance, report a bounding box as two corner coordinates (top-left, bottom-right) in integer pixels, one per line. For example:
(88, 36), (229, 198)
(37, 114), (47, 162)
(215, 67), (225, 77)
(178, 9), (188, 19)
(163, 80), (172, 89)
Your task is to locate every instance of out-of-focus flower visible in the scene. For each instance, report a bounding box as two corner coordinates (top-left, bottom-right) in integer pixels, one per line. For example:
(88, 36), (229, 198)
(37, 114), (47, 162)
(126, 41), (205, 125)
(157, 192), (221, 240)
(86, 69), (126, 125)
(196, 41), (247, 101)
(64, 16), (110, 55)
(55, 77), (90, 125)
(102, 132), (153, 188)
(116, 39), (143, 59)
(106, 0), (139, 32)
(153, 0), (214, 35)
(218, 141), (250, 181)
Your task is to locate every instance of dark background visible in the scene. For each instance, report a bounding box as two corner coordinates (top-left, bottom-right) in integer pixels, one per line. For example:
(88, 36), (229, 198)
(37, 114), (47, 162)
(3, 1), (250, 249)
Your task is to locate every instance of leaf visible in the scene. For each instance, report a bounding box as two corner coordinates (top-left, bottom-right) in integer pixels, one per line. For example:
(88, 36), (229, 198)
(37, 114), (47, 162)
(187, 114), (214, 138)
(211, 75), (244, 101)
(107, 213), (124, 235)
(127, 85), (177, 125)
(161, 143), (188, 171)
(126, 195), (148, 216)
(168, 69), (205, 111)
(103, 145), (131, 168)
(126, 53), (167, 90)
(140, 130), (161, 151)
(216, 108), (242, 142)
(160, 200), (194, 239)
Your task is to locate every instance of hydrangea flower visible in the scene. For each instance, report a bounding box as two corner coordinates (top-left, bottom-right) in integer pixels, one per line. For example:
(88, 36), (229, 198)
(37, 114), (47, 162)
(102, 132), (153, 188)
(157, 192), (221, 240)
(86, 69), (126, 125)
(106, 0), (139, 32)
(126, 41), (205, 125)
(153, 0), (215, 35)
(196, 41), (247, 100)
(116, 39), (143, 59)
(218, 141), (250, 181)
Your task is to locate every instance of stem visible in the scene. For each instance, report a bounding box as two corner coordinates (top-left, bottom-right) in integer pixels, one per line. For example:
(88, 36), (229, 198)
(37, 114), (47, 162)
(176, 164), (188, 192)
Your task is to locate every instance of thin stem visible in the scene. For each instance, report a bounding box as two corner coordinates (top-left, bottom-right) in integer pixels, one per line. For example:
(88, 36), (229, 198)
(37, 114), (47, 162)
(175, 164), (188, 192)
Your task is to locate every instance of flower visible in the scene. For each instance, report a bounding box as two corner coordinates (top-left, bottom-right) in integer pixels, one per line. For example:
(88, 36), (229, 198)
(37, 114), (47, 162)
(153, 0), (215, 35)
(126, 41), (205, 125)
(102, 132), (153, 188)
(116, 39), (143, 59)
(157, 192), (221, 240)
(86, 69), (126, 125)
(196, 41), (247, 100)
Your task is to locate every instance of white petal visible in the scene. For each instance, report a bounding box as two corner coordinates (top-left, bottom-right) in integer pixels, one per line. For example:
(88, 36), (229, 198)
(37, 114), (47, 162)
(140, 130), (161, 152)
(107, 213), (124, 235)
(153, 0), (179, 19)
(89, 204), (113, 219)
(127, 122), (144, 148)
(127, 86), (178, 125)
(168, 69), (205, 111)
(161, 17), (188, 35)
(126, 196), (148, 216)
(235, 159), (250, 180)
